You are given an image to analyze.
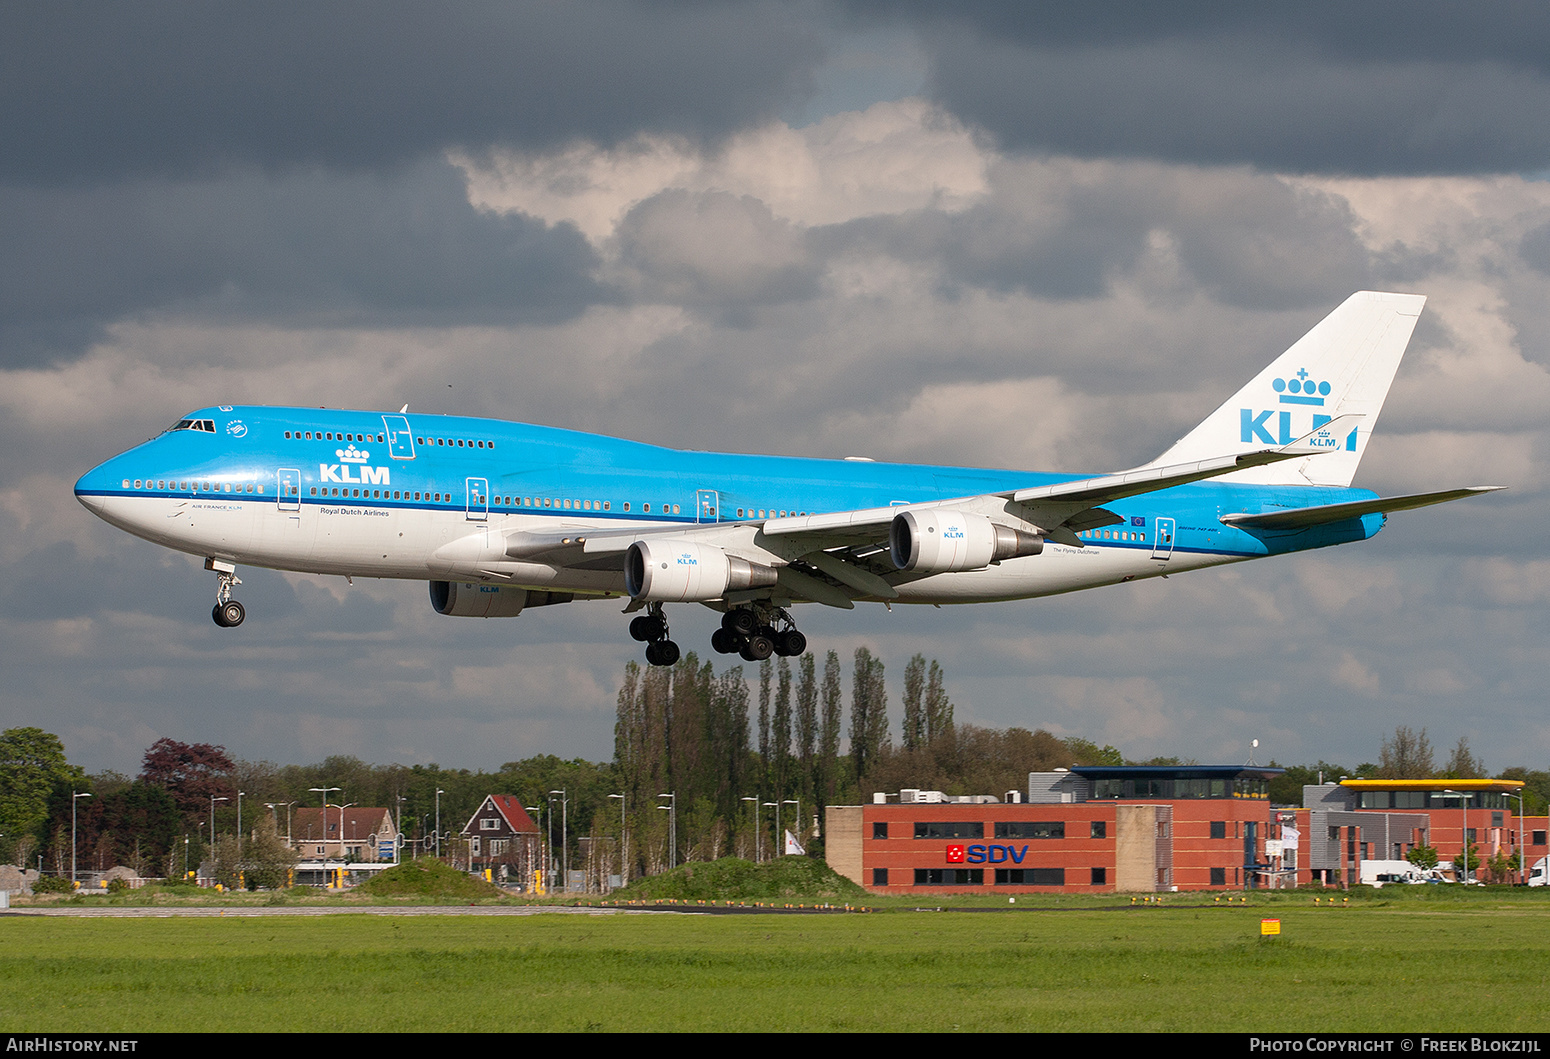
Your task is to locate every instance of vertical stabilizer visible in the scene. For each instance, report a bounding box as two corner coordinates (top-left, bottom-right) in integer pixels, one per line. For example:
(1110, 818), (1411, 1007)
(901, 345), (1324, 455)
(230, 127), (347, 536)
(1150, 291), (1425, 487)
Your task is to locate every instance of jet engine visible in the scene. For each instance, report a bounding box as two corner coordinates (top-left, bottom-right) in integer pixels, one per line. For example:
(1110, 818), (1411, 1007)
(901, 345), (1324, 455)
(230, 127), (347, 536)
(429, 581), (573, 617)
(889, 509), (1044, 573)
(625, 540), (779, 602)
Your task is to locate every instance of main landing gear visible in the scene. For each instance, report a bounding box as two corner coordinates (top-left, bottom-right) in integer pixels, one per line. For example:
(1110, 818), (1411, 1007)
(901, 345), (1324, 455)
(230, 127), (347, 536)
(629, 603), (681, 667)
(207, 558), (245, 628)
(711, 605), (806, 662)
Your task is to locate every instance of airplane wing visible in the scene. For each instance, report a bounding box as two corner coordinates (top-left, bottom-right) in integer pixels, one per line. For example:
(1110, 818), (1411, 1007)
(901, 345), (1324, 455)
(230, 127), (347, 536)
(760, 442), (1325, 547)
(1219, 486), (1504, 531)
(492, 442), (1337, 608)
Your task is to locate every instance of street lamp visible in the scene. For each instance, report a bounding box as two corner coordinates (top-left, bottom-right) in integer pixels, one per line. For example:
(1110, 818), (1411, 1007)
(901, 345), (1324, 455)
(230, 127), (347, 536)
(1444, 789), (1474, 882)
(435, 789), (445, 859)
(236, 790), (245, 861)
(608, 793), (628, 887)
(549, 790), (569, 892)
(209, 794), (228, 854)
(309, 787), (341, 879)
(71, 791), (91, 884)
(741, 797), (760, 863)
(526, 806), (543, 893)
(658, 792), (677, 870)
(1515, 788), (1528, 885)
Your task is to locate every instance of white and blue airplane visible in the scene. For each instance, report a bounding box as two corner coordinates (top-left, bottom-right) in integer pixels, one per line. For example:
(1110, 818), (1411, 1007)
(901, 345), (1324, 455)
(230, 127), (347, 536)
(76, 292), (1499, 666)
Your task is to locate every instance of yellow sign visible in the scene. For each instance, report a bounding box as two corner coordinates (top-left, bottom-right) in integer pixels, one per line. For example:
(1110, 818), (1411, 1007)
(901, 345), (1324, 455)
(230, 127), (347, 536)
(1260, 918), (1281, 936)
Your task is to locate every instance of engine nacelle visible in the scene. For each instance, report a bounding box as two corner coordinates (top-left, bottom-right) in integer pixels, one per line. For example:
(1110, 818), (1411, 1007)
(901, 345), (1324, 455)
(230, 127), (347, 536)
(889, 509), (1044, 573)
(429, 581), (573, 617)
(625, 540), (779, 602)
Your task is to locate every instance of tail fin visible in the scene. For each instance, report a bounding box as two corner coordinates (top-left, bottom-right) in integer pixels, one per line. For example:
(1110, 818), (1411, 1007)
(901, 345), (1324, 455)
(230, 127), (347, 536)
(1150, 291), (1425, 487)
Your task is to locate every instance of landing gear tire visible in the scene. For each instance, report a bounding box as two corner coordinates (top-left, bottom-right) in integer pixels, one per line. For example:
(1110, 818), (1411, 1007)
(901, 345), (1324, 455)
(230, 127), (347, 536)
(645, 639), (680, 667)
(740, 634), (774, 662)
(774, 628), (806, 657)
(213, 600), (245, 628)
(710, 628), (738, 654)
(722, 608), (758, 636)
(637, 603), (679, 667)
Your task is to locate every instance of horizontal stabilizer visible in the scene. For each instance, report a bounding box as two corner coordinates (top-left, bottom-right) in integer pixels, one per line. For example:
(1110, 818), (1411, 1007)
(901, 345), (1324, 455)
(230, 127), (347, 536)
(1220, 486), (1504, 531)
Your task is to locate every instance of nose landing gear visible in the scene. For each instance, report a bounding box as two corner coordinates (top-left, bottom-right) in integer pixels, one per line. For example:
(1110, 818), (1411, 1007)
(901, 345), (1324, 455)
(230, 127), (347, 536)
(629, 602), (680, 667)
(207, 559), (245, 628)
(712, 605), (806, 662)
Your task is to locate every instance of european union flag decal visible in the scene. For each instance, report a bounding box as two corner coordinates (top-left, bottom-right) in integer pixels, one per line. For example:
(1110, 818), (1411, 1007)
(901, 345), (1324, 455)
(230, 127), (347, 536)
(1131, 516), (1146, 527)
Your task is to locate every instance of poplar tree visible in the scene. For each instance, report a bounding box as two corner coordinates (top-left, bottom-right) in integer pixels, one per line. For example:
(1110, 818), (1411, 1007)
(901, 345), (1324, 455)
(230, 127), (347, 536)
(794, 653), (817, 806)
(901, 654), (926, 752)
(772, 657), (793, 800)
(817, 650), (843, 809)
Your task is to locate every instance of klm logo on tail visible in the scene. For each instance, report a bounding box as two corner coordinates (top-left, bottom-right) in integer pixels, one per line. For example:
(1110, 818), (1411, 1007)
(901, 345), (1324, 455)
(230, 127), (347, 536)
(1241, 369), (1356, 450)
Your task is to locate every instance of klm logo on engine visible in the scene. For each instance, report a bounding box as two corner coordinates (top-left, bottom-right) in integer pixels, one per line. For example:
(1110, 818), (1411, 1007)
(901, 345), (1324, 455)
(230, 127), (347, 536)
(1240, 368), (1356, 451)
(676, 553), (698, 566)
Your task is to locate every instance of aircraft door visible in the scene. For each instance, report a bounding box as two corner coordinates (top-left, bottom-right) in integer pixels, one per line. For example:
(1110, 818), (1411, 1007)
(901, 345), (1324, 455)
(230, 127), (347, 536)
(696, 489), (719, 523)
(382, 416), (416, 459)
(277, 468), (301, 513)
(466, 478), (488, 521)
(1151, 517), (1176, 559)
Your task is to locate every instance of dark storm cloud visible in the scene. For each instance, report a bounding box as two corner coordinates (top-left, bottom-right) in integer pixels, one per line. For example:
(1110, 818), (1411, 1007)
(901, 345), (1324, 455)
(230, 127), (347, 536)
(842, 2), (1550, 175)
(1, 0), (824, 185)
(0, 158), (605, 366)
(817, 164), (1373, 312)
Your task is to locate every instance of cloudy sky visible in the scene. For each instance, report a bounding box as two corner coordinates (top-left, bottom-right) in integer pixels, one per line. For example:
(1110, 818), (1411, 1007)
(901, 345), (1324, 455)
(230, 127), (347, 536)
(5, 2), (1546, 777)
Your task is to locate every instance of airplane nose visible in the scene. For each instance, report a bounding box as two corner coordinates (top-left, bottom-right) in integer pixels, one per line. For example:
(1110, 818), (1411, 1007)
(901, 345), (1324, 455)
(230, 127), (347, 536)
(75, 461), (117, 518)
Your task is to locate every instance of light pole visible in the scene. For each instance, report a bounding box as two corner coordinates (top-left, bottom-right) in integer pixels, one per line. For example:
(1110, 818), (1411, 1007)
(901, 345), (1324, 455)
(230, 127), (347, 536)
(1516, 789), (1528, 885)
(435, 789), (445, 859)
(658, 792), (677, 870)
(1445, 789), (1474, 882)
(395, 795), (407, 864)
(209, 794), (228, 858)
(783, 799), (800, 854)
(236, 790), (245, 860)
(526, 805), (543, 893)
(549, 790), (569, 892)
(309, 787), (341, 880)
(742, 797), (760, 863)
(608, 793), (628, 887)
(71, 791), (91, 884)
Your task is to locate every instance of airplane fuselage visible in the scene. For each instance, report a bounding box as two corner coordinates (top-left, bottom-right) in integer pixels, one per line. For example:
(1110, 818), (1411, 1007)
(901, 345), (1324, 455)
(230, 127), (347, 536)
(74, 405), (1383, 606)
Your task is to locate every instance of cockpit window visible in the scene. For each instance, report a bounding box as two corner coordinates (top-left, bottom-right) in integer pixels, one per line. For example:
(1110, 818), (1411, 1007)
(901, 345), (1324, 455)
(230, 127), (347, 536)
(169, 418), (217, 433)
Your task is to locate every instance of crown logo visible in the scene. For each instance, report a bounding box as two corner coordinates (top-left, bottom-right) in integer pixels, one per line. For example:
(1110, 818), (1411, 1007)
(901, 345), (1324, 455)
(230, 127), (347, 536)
(1273, 368), (1329, 406)
(338, 445), (370, 463)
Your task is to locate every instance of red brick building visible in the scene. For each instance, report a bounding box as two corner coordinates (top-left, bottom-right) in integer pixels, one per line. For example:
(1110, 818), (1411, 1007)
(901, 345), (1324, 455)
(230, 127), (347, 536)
(1297, 778), (1534, 884)
(827, 766), (1284, 894)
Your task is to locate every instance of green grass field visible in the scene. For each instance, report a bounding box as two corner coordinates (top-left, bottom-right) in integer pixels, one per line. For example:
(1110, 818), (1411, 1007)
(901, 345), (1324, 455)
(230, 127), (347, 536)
(4, 893), (1550, 1032)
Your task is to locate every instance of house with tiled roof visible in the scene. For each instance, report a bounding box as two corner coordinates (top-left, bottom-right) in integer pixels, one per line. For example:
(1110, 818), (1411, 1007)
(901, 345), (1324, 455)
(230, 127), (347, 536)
(290, 806), (398, 862)
(461, 795), (542, 890)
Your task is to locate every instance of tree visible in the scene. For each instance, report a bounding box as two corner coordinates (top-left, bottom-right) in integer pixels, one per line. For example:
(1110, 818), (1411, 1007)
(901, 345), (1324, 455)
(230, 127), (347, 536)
(1378, 727), (1434, 779)
(924, 661), (953, 745)
(1444, 737), (1485, 779)
(771, 657), (793, 800)
(849, 647), (889, 786)
(794, 653), (817, 807)
(1406, 845), (1439, 871)
(815, 650), (844, 816)
(901, 655), (926, 752)
(139, 738), (236, 823)
(0, 728), (86, 856)
(243, 813), (299, 889)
